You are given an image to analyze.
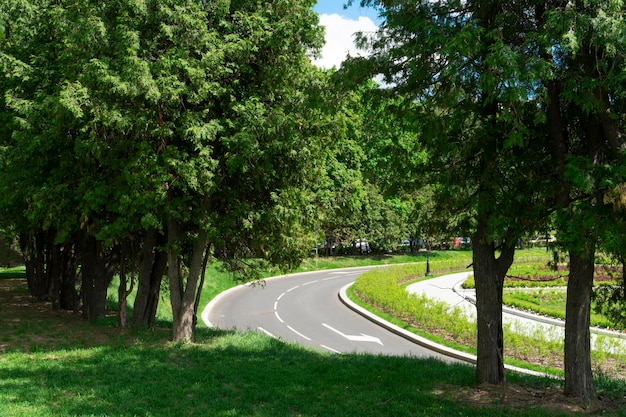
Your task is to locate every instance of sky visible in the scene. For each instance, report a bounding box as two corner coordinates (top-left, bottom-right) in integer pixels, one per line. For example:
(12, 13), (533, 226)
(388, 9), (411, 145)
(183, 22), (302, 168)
(311, 1), (381, 69)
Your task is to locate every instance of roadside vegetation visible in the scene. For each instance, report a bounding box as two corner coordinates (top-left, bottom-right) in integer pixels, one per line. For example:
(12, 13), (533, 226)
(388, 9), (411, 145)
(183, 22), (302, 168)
(2, 258), (625, 417)
(3, 249), (626, 415)
(350, 251), (626, 381)
(462, 259), (625, 330)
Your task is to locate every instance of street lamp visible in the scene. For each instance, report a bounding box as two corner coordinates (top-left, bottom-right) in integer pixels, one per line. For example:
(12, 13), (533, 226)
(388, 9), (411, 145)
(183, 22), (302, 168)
(425, 234), (432, 276)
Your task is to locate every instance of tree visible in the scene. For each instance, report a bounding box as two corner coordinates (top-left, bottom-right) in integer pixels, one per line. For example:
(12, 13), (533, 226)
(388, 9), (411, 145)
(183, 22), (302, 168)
(538, 1), (626, 401)
(1, 0), (326, 340)
(346, 0), (551, 385)
(0, 0), (116, 317)
(594, 184), (626, 330)
(349, 0), (625, 400)
(309, 77), (415, 254)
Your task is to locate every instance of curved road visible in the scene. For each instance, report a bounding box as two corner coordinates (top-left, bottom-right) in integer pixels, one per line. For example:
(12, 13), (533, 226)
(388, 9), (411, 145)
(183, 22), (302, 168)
(202, 267), (456, 362)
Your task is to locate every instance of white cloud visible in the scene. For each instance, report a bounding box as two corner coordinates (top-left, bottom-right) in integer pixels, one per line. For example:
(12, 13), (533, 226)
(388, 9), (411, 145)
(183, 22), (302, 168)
(313, 14), (378, 70)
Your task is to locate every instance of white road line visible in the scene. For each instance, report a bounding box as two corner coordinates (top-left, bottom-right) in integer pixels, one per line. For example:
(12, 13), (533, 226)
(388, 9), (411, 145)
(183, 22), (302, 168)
(322, 276), (339, 281)
(302, 280), (318, 286)
(322, 323), (383, 345)
(275, 311), (284, 323)
(286, 285), (300, 292)
(258, 327), (276, 338)
(287, 326), (311, 341)
(274, 301), (278, 310)
(321, 345), (341, 354)
(277, 292), (285, 301)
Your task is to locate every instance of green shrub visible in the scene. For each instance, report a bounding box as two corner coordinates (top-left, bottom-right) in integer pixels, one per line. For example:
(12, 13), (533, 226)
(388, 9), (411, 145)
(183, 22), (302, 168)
(354, 262), (477, 347)
(353, 260), (626, 375)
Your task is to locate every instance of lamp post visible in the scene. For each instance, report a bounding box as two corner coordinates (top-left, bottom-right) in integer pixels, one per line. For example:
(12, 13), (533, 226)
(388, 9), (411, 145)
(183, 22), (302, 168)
(425, 234), (432, 276)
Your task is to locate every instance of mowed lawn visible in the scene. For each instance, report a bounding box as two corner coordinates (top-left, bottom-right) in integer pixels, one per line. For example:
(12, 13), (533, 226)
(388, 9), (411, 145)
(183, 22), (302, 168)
(2, 252), (626, 416)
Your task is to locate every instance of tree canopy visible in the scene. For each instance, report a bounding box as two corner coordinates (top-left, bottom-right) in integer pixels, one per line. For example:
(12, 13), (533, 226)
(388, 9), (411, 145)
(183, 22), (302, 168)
(0, 0), (327, 340)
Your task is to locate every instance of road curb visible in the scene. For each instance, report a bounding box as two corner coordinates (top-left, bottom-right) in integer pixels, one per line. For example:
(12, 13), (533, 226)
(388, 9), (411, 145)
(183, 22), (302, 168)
(338, 282), (555, 378)
(451, 281), (626, 340)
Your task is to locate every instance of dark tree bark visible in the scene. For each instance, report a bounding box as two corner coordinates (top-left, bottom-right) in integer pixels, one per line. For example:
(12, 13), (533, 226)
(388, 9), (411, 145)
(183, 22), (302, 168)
(117, 241), (136, 328)
(167, 194), (209, 341)
(20, 230), (50, 300)
(80, 235), (116, 321)
(473, 221), (516, 385)
(132, 228), (167, 327)
(20, 231), (79, 310)
(48, 243), (79, 311)
(564, 250), (595, 402)
(58, 248), (79, 312)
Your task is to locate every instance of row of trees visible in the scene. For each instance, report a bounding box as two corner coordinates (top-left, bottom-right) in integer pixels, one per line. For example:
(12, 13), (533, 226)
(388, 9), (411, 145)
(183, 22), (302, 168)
(0, 1), (434, 340)
(0, 0), (331, 340)
(349, 0), (626, 403)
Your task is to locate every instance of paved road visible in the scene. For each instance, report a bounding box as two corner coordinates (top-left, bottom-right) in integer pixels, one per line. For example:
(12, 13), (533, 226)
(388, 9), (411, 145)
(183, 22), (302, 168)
(203, 266), (626, 377)
(202, 267), (457, 362)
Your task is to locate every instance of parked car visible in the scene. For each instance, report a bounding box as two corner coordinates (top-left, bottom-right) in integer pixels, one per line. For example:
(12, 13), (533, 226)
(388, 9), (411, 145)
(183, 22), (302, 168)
(529, 235), (556, 245)
(353, 239), (370, 254)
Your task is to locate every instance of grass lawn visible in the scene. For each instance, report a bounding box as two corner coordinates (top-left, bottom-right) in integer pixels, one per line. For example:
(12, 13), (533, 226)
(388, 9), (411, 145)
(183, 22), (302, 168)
(502, 288), (616, 329)
(2, 326), (597, 417)
(2, 250), (625, 416)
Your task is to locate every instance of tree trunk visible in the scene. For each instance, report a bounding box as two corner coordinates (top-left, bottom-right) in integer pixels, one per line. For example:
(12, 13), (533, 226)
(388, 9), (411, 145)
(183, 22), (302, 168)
(80, 235), (115, 321)
(59, 247), (79, 312)
(564, 249), (595, 402)
(20, 231), (50, 300)
(473, 221), (515, 385)
(117, 242), (135, 328)
(132, 229), (167, 327)
(118, 270), (128, 328)
(143, 252), (166, 327)
(47, 243), (63, 309)
(167, 212), (209, 342)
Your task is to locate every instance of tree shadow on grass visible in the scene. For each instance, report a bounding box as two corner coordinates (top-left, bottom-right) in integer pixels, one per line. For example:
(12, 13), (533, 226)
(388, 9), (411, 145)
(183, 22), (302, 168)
(1, 327), (611, 417)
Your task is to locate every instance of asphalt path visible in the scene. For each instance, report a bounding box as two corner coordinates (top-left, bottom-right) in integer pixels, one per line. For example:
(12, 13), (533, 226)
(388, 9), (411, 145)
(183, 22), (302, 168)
(202, 267), (457, 362)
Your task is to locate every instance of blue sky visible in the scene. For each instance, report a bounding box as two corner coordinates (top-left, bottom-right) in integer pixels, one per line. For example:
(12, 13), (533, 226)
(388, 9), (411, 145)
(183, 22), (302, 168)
(311, 1), (380, 69)
(313, 1), (381, 23)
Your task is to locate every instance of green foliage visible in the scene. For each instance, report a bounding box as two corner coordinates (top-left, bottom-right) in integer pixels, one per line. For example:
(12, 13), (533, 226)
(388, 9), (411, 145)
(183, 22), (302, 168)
(354, 262), (476, 345)
(0, 265), (25, 279)
(503, 288), (617, 329)
(353, 257), (626, 373)
(1, 1), (326, 275)
(593, 285), (626, 330)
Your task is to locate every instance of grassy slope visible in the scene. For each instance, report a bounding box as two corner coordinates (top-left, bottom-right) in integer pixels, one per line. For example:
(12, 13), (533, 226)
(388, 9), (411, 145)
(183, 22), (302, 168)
(1, 326), (605, 417)
(1, 250), (625, 416)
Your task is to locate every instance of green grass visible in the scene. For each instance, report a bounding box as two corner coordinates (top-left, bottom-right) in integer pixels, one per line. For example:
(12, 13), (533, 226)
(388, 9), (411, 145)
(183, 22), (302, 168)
(0, 328), (611, 417)
(0, 265), (26, 279)
(105, 261), (246, 326)
(350, 259), (626, 379)
(346, 281), (564, 378)
(295, 249), (473, 273)
(502, 288), (617, 329)
(3, 251), (626, 415)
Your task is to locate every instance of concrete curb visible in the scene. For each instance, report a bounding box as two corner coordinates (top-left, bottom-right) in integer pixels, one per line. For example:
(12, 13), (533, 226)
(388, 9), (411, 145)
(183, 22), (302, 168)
(451, 281), (626, 340)
(338, 282), (555, 378)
